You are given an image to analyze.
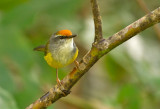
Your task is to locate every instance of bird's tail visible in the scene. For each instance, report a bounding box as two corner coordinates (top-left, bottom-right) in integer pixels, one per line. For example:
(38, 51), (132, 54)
(33, 45), (46, 52)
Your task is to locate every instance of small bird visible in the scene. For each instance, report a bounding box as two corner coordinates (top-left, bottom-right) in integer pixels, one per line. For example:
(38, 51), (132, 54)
(34, 30), (79, 86)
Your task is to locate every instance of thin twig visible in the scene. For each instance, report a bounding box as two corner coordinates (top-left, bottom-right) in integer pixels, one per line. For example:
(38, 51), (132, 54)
(153, 25), (160, 39)
(136, 0), (160, 40)
(26, 5), (160, 109)
(136, 0), (150, 13)
(91, 0), (103, 42)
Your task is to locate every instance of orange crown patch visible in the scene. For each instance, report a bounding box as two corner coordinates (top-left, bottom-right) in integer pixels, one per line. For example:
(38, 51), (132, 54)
(56, 30), (72, 36)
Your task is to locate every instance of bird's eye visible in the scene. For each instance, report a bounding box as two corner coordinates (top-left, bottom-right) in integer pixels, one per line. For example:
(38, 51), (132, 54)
(59, 36), (67, 39)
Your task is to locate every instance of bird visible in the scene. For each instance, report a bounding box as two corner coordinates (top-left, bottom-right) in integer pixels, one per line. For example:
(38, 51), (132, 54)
(34, 30), (79, 86)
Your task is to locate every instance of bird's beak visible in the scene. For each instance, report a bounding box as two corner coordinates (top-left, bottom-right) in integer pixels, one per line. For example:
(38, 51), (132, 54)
(59, 34), (77, 39)
(68, 34), (77, 38)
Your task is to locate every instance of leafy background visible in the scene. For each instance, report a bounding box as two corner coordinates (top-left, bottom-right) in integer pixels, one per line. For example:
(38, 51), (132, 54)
(0, 0), (160, 109)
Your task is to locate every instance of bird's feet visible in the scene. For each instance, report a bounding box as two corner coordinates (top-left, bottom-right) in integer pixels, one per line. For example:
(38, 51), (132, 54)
(56, 78), (62, 87)
(61, 89), (71, 96)
(74, 60), (80, 71)
(56, 78), (71, 96)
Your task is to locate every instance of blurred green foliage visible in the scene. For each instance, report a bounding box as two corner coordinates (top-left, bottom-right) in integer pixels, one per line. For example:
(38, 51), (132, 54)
(0, 0), (160, 109)
(0, 87), (18, 109)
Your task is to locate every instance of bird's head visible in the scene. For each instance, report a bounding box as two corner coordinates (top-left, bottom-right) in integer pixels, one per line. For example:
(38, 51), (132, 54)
(55, 30), (77, 39)
(49, 30), (77, 46)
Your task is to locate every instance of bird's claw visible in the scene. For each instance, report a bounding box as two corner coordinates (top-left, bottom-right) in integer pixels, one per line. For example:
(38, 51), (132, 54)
(74, 61), (80, 71)
(56, 78), (62, 87)
(57, 80), (71, 96)
(61, 89), (71, 96)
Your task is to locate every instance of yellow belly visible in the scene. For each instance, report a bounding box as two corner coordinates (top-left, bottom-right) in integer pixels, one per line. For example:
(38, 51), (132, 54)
(44, 49), (78, 68)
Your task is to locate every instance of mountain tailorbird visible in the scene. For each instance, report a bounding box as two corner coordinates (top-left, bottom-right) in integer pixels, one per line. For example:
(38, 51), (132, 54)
(34, 30), (79, 86)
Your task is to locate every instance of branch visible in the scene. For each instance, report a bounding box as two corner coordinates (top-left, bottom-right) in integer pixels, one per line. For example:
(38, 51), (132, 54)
(26, 5), (160, 109)
(136, 0), (160, 39)
(91, 0), (103, 42)
(101, 7), (160, 54)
